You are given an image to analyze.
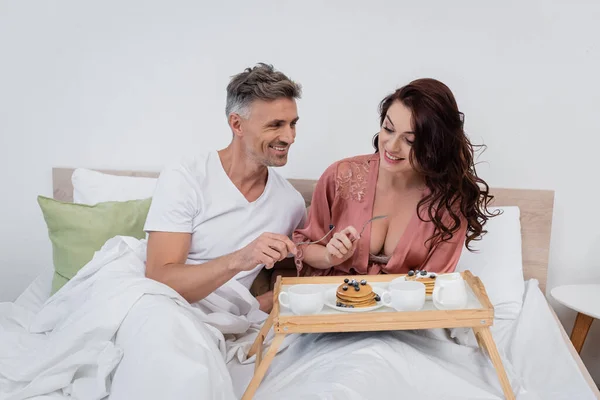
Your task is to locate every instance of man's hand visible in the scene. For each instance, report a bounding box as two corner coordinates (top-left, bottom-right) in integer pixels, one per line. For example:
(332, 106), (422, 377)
(256, 290), (274, 313)
(233, 233), (297, 272)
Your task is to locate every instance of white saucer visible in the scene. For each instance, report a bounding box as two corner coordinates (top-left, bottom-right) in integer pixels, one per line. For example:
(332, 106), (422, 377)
(324, 286), (386, 313)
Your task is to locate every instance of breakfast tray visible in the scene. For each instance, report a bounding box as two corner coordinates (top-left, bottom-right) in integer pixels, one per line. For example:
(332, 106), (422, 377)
(242, 270), (514, 400)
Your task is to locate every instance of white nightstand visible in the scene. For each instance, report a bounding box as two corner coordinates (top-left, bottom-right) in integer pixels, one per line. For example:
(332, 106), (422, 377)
(551, 284), (600, 353)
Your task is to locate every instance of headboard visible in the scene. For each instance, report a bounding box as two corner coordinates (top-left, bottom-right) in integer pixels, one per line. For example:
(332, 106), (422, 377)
(52, 167), (554, 293)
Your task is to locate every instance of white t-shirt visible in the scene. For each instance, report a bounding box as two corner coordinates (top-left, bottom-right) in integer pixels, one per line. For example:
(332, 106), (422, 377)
(143, 150), (307, 289)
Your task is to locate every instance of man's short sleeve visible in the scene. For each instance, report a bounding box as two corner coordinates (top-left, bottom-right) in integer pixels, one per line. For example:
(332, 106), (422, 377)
(144, 164), (199, 234)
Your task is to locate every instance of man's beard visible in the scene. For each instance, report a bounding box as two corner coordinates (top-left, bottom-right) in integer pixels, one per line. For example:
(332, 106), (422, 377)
(250, 142), (289, 167)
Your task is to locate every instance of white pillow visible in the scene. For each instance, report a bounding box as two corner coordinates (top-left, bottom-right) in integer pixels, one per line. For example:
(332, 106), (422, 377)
(456, 206), (524, 320)
(72, 168), (158, 205)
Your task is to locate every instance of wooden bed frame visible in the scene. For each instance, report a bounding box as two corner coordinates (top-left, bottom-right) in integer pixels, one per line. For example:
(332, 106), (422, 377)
(52, 167), (599, 396)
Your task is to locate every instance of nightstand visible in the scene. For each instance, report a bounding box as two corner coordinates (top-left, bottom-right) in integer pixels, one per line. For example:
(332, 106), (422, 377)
(551, 284), (600, 353)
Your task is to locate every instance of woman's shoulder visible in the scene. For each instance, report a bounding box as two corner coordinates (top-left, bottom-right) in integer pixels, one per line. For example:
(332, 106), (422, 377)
(319, 153), (377, 202)
(322, 153), (377, 178)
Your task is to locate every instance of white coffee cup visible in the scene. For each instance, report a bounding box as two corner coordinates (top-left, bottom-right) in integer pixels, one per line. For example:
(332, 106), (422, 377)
(382, 280), (426, 311)
(432, 273), (468, 310)
(278, 285), (324, 315)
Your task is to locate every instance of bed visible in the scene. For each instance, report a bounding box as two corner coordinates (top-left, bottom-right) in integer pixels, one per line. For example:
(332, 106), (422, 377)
(7, 167), (599, 399)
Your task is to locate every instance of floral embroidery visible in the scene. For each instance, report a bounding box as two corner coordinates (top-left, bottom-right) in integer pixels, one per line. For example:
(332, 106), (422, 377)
(335, 160), (370, 202)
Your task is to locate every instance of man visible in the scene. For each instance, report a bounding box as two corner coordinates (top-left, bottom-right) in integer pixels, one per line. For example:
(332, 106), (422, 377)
(144, 62), (306, 313)
(107, 64), (307, 400)
(0, 63), (307, 400)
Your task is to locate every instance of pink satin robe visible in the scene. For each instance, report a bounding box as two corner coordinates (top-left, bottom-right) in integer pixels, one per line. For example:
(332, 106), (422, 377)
(293, 153), (467, 277)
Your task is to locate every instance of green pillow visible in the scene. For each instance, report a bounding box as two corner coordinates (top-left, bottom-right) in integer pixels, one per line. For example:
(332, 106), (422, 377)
(37, 196), (152, 295)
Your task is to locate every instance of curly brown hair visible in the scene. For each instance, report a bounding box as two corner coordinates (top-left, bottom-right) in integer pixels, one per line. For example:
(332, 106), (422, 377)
(373, 78), (498, 251)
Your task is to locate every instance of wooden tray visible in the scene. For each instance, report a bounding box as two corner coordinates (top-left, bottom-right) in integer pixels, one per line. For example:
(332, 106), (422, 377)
(242, 270), (514, 400)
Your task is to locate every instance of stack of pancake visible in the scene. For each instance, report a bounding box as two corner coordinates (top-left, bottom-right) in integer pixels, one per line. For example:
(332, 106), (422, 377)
(405, 270), (436, 296)
(335, 278), (380, 308)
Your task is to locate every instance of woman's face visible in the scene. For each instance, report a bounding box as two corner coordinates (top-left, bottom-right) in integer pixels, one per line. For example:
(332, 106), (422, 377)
(378, 100), (416, 174)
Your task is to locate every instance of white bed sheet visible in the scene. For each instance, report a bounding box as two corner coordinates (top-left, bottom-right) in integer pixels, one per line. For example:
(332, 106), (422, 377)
(1, 237), (260, 400)
(14, 267), (53, 313)
(11, 270), (597, 400)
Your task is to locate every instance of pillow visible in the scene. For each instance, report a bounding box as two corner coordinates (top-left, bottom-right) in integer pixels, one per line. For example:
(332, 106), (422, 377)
(72, 168), (157, 205)
(37, 195), (152, 295)
(456, 206), (524, 320)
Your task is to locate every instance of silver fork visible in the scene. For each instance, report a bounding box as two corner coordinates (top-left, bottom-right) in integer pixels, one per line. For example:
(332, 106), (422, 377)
(294, 215), (387, 269)
(295, 224), (336, 247)
(352, 215), (387, 242)
(295, 215), (387, 247)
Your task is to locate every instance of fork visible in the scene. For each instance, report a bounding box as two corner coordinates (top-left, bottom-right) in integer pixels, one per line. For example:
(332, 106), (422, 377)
(352, 215), (388, 242)
(295, 224), (336, 247)
(294, 215), (387, 269)
(295, 215), (387, 247)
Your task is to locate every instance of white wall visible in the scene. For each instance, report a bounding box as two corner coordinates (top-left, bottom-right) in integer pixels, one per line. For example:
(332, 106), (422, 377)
(1, 0), (599, 383)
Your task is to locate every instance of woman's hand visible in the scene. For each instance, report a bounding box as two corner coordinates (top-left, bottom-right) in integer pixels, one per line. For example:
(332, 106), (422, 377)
(325, 226), (360, 266)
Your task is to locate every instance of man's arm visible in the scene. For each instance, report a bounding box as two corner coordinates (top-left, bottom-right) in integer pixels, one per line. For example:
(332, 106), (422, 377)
(145, 231), (297, 304)
(145, 232), (243, 303)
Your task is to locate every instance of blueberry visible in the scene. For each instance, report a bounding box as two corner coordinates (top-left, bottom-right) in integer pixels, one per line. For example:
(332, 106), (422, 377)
(408, 270), (415, 276)
(336, 302), (342, 307)
(355, 286), (360, 291)
(360, 279), (367, 285)
(430, 273), (436, 279)
(342, 285), (348, 291)
(420, 270), (427, 276)
(329, 224), (334, 230)
(344, 278), (349, 283)
(349, 305), (354, 308)
(375, 295), (381, 301)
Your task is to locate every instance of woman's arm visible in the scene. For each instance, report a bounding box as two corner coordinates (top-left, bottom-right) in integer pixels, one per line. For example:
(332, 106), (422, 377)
(298, 243), (331, 269)
(293, 163), (339, 270)
(299, 225), (360, 269)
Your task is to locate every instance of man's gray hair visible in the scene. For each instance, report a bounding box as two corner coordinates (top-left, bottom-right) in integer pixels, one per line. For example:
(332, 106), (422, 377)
(225, 63), (302, 118)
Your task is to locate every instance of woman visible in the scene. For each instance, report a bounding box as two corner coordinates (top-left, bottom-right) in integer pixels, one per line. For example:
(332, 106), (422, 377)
(293, 78), (496, 276)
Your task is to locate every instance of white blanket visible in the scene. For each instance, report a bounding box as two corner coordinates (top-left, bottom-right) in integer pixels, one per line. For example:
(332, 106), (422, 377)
(0, 236), (268, 400)
(1, 237), (597, 400)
